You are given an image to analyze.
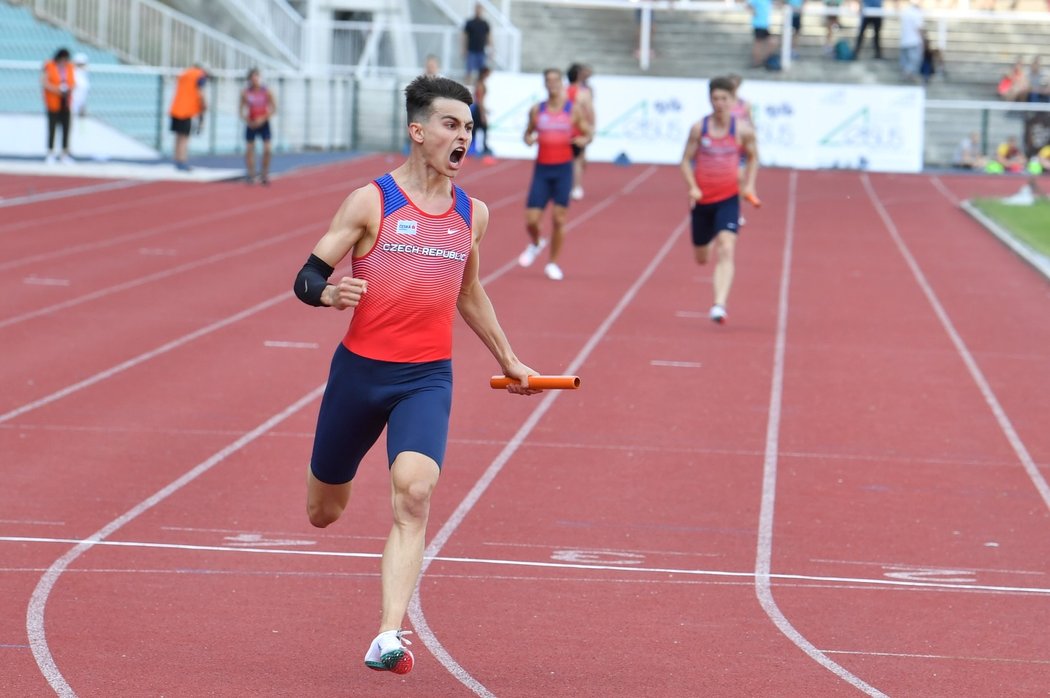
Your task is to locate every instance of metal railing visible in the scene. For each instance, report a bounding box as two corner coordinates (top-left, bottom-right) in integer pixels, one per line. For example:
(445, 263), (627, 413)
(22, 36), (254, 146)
(0, 59), (401, 155)
(425, 0), (522, 73)
(4, 54), (1048, 166)
(10, 0), (288, 71)
(219, 0), (304, 68)
(332, 19), (520, 79)
(507, 0), (1050, 73)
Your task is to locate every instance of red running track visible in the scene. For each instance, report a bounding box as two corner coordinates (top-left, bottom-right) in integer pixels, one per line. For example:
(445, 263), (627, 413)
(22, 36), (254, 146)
(1, 158), (1048, 697)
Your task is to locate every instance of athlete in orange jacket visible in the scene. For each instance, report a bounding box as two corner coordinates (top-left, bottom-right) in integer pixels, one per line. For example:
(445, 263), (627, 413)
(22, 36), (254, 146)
(41, 48), (75, 164)
(169, 64), (209, 171)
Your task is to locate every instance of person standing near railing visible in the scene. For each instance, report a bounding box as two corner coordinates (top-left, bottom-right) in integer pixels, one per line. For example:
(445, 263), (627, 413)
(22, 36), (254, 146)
(240, 68), (277, 185)
(898, 0), (925, 82)
(853, 0), (884, 61)
(41, 47), (75, 165)
(748, 0), (779, 68)
(169, 63), (210, 172)
(463, 3), (492, 85)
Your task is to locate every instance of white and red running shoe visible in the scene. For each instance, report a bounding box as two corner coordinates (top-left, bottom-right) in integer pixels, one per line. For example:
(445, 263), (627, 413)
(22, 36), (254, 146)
(364, 629), (414, 674)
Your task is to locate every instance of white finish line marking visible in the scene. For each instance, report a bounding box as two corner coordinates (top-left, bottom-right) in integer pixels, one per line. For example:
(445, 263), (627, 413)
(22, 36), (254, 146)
(5, 535), (1050, 596)
(650, 360), (702, 368)
(23, 276), (70, 287)
(263, 340), (320, 349)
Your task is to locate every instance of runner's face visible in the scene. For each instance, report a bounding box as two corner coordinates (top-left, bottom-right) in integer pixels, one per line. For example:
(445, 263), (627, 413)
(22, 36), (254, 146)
(421, 97), (473, 175)
(545, 72), (563, 98)
(710, 89), (733, 116)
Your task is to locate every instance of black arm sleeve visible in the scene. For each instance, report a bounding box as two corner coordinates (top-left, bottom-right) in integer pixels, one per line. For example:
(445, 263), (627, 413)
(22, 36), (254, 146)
(294, 254), (335, 307)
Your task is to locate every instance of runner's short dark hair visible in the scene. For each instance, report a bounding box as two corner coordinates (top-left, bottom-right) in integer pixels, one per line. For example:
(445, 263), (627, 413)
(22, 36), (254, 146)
(405, 75), (472, 125)
(709, 76), (735, 95)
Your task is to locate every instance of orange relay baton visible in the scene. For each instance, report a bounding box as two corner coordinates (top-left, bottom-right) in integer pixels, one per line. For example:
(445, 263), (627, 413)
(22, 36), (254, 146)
(490, 375), (581, 390)
(744, 192), (762, 208)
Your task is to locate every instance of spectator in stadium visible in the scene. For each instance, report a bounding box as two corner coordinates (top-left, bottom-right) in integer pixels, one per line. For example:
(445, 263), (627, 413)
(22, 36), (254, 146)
(823, 0), (844, 56)
(919, 30), (946, 84)
(41, 47), (75, 165)
(425, 54), (442, 78)
(951, 132), (988, 169)
(240, 68), (277, 185)
(853, 0), (884, 61)
(169, 63), (209, 171)
(1036, 142), (1050, 171)
(749, 0), (779, 69)
(786, 0), (804, 57)
(898, 0), (924, 82)
(997, 57), (1030, 101)
(995, 135), (1027, 172)
(462, 3), (492, 85)
(1027, 56), (1049, 102)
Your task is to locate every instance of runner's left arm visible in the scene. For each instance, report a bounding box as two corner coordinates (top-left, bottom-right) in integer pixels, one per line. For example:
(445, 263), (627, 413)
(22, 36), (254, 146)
(457, 199), (540, 395)
(740, 124), (760, 199)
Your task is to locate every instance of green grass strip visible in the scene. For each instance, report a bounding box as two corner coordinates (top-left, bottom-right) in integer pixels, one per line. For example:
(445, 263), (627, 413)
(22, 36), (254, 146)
(970, 197), (1050, 258)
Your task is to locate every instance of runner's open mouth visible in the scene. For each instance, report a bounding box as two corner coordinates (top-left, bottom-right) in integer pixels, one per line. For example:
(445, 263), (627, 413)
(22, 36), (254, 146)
(450, 147), (466, 165)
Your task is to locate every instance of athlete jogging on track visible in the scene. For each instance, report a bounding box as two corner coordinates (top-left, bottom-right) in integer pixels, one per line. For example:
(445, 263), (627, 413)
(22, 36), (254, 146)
(679, 75), (759, 324)
(293, 74), (540, 675)
(566, 63), (596, 201)
(517, 67), (592, 282)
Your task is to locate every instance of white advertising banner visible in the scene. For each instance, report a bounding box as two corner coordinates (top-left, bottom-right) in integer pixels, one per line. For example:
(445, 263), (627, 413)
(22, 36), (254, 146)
(482, 72), (924, 173)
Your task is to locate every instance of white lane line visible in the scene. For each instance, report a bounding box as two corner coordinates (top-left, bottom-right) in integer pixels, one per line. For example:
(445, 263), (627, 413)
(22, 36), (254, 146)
(0, 223), (313, 330)
(675, 310), (706, 318)
(7, 535), (1050, 596)
(0, 184), (339, 273)
(0, 418), (1028, 470)
(409, 166), (674, 698)
(755, 171), (888, 697)
(22, 277), (70, 286)
(650, 360), (702, 368)
(0, 179), (143, 209)
(262, 340), (320, 349)
(0, 519), (65, 526)
(26, 385), (325, 698)
(823, 649), (1050, 666)
(863, 173), (1050, 512)
(0, 293), (289, 425)
(810, 557), (1046, 578)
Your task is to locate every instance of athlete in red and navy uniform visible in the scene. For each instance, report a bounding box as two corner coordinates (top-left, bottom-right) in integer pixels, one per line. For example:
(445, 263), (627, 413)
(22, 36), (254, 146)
(240, 68), (277, 184)
(293, 75), (539, 675)
(566, 63), (596, 200)
(679, 75), (759, 324)
(517, 68), (592, 281)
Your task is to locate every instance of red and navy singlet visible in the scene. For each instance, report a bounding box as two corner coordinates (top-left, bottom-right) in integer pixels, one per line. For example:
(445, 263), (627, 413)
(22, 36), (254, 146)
(244, 86), (270, 121)
(536, 101), (574, 165)
(693, 116), (743, 205)
(343, 174), (473, 363)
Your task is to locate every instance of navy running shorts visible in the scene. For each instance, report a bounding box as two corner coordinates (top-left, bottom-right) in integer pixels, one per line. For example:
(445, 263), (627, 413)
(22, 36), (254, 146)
(246, 121), (272, 142)
(526, 161), (574, 209)
(691, 195), (740, 247)
(310, 344), (453, 485)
